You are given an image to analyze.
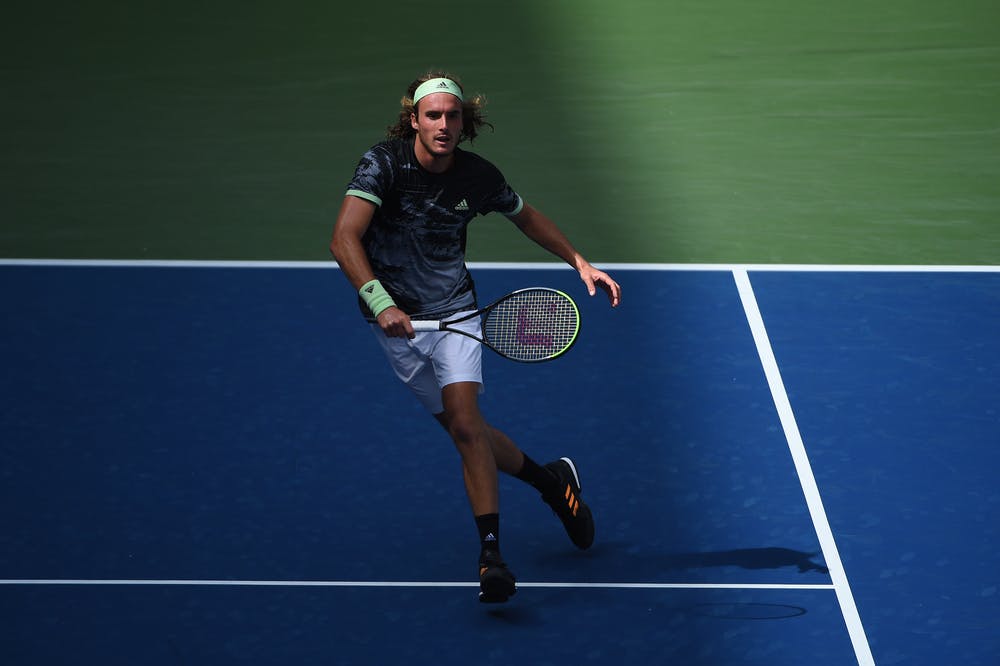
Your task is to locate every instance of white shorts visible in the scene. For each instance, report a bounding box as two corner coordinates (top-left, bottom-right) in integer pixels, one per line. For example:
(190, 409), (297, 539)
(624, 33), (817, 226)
(371, 312), (484, 414)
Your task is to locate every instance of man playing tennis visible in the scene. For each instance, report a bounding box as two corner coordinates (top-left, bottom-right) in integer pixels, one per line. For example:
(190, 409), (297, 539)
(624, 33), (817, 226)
(330, 71), (621, 603)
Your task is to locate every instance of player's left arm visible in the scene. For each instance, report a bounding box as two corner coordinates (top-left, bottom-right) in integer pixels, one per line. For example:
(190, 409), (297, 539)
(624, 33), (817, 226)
(509, 203), (621, 307)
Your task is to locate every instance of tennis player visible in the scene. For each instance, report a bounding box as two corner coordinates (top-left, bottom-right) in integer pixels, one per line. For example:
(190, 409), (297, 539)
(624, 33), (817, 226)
(330, 71), (621, 603)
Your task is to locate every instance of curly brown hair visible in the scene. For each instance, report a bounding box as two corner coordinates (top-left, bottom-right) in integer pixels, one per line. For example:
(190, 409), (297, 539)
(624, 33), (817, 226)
(386, 70), (493, 144)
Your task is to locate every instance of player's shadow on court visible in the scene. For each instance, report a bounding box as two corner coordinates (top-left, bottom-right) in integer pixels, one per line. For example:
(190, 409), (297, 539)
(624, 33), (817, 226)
(533, 544), (829, 577)
(660, 547), (830, 575)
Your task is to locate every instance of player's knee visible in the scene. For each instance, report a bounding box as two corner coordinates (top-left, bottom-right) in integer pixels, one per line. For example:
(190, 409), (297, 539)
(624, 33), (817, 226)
(446, 413), (486, 450)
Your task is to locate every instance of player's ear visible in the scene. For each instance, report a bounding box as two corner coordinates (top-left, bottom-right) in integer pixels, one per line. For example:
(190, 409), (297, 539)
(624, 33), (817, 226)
(410, 111), (418, 131)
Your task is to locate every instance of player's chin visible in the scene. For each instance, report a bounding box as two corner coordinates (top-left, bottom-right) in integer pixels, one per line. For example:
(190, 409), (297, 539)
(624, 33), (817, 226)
(432, 138), (456, 153)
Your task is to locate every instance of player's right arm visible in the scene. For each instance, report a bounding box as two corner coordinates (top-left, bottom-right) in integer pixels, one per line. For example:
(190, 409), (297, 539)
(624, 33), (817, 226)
(330, 195), (414, 338)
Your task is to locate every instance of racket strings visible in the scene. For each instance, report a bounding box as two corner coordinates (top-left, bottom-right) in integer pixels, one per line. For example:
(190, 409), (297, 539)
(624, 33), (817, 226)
(483, 289), (579, 362)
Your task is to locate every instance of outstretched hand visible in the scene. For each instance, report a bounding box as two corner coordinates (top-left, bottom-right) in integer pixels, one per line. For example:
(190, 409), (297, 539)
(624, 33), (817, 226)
(579, 264), (621, 307)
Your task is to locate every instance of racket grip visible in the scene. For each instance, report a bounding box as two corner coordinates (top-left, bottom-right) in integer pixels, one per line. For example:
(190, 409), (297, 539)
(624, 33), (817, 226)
(410, 320), (443, 332)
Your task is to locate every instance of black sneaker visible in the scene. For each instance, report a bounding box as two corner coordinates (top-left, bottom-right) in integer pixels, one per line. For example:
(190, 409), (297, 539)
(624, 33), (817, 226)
(478, 550), (516, 603)
(542, 457), (595, 550)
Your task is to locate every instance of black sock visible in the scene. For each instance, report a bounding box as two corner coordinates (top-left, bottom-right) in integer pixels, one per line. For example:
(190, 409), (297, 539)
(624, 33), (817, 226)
(475, 513), (500, 559)
(515, 454), (558, 494)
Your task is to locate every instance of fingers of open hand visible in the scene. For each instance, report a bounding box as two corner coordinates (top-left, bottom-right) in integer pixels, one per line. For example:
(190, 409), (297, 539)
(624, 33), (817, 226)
(592, 272), (621, 307)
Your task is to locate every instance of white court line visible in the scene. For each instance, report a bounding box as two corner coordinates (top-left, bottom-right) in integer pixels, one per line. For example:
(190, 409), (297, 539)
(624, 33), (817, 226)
(733, 269), (875, 666)
(1, 258), (998, 272)
(0, 579), (833, 590)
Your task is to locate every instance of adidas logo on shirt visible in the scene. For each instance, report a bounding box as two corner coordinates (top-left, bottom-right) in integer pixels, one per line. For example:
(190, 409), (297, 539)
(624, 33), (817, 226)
(454, 199), (469, 211)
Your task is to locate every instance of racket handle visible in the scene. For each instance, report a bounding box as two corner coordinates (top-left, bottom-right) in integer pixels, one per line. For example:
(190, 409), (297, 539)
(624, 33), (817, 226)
(411, 320), (443, 332)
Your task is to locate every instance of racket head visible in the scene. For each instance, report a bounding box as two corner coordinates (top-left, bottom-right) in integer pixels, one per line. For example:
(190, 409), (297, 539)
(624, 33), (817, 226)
(481, 287), (580, 362)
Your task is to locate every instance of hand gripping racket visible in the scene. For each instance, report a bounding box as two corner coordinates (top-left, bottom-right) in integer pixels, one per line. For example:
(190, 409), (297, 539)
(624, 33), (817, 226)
(410, 287), (580, 362)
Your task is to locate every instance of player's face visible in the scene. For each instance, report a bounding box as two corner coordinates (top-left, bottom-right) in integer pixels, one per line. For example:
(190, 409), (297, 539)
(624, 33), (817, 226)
(411, 93), (463, 162)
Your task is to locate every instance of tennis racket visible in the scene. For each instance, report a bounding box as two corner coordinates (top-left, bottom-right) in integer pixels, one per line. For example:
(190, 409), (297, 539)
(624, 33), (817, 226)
(410, 287), (580, 363)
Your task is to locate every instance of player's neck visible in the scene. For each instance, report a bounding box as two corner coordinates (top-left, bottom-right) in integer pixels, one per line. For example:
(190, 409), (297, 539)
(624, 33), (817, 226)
(412, 137), (455, 174)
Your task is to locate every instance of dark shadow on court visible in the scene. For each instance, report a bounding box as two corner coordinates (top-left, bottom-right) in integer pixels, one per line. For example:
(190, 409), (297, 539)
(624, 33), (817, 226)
(662, 547), (829, 575)
(531, 542), (829, 579)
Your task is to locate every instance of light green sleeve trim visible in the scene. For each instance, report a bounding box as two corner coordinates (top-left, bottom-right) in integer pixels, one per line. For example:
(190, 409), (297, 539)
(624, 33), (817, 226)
(502, 194), (525, 219)
(346, 189), (382, 207)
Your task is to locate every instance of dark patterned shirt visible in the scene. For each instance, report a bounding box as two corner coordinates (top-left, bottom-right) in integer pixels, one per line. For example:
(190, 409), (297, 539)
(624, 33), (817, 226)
(345, 138), (523, 319)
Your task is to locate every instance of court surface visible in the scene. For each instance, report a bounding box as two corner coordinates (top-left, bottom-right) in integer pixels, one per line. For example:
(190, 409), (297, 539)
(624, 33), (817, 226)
(2, 262), (997, 665)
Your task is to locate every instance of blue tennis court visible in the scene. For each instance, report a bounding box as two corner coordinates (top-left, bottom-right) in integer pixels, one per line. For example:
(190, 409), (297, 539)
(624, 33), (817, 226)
(1, 262), (998, 665)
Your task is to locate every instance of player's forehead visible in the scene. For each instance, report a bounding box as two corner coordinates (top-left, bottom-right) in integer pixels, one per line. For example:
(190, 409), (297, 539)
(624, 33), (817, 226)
(416, 92), (463, 113)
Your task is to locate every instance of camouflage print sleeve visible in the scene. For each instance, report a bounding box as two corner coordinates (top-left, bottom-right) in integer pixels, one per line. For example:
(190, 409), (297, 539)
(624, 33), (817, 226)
(345, 142), (396, 207)
(483, 182), (524, 218)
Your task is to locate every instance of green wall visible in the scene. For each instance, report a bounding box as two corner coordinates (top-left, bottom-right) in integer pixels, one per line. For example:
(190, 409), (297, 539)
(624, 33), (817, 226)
(2, 1), (998, 263)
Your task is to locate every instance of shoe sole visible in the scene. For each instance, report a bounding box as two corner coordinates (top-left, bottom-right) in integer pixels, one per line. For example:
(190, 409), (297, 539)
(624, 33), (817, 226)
(479, 589), (515, 603)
